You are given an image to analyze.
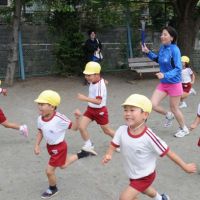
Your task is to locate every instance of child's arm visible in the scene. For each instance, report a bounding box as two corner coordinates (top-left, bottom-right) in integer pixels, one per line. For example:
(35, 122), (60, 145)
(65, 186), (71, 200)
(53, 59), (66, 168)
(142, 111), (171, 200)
(77, 93), (102, 105)
(167, 150), (196, 173)
(102, 144), (116, 164)
(71, 108), (82, 131)
(191, 72), (195, 84)
(34, 130), (43, 155)
(190, 116), (200, 131)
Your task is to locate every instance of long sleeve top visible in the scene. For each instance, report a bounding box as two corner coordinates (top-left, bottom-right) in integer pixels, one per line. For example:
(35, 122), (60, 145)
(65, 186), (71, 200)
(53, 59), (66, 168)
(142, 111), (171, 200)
(147, 44), (182, 83)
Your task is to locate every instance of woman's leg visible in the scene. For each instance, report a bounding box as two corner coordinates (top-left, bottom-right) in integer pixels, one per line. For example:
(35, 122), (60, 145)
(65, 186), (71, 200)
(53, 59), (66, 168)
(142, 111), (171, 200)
(151, 89), (168, 115)
(169, 95), (185, 128)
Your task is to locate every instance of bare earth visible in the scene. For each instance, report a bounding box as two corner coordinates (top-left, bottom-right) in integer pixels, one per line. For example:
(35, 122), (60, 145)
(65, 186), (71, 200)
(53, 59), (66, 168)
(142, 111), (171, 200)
(0, 72), (199, 200)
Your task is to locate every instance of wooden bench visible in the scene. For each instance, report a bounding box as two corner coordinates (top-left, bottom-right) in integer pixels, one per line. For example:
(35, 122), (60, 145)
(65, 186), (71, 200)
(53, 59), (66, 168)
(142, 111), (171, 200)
(128, 57), (159, 77)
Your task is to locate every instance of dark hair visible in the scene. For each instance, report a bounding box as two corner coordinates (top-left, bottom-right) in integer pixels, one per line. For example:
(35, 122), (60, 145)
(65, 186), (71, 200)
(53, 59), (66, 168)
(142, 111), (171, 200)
(161, 26), (177, 44)
(88, 29), (96, 36)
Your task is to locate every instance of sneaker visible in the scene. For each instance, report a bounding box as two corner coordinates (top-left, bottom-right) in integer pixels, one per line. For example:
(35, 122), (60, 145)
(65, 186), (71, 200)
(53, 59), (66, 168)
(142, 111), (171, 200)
(161, 193), (170, 200)
(115, 147), (120, 153)
(179, 101), (187, 108)
(41, 188), (58, 199)
(81, 144), (98, 156)
(189, 88), (197, 95)
(164, 112), (174, 128)
(19, 124), (29, 137)
(174, 127), (190, 138)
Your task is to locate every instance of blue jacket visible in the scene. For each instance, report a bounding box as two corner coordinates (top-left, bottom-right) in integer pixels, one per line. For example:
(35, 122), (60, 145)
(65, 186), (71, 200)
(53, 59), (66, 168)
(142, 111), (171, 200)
(147, 44), (182, 83)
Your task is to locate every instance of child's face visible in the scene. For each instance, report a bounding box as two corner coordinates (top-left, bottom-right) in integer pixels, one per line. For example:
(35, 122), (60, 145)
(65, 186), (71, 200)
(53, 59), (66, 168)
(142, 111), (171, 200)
(37, 103), (55, 118)
(182, 62), (186, 68)
(123, 105), (148, 128)
(85, 74), (100, 83)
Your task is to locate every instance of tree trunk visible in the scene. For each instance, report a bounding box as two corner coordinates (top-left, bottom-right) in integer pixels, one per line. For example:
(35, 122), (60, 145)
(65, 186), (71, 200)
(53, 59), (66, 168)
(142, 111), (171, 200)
(173, 0), (200, 57)
(5, 0), (22, 86)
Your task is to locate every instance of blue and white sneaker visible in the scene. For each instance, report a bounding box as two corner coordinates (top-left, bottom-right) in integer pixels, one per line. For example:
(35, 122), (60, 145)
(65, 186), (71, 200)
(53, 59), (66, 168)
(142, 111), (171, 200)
(41, 188), (58, 199)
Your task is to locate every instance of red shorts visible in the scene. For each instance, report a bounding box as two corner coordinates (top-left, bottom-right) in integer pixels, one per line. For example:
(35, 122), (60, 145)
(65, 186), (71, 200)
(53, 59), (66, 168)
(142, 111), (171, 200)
(0, 108), (6, 124)
(129, 171), (156, 192)
(182, 82), (192, 93)
(83, 106), (109, 125)
(47, 141), (67, 167)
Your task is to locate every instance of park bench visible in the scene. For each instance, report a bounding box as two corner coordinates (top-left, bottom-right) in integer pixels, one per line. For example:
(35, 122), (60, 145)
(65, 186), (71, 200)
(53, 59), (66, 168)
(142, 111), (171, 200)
(128, 57), (160, 77)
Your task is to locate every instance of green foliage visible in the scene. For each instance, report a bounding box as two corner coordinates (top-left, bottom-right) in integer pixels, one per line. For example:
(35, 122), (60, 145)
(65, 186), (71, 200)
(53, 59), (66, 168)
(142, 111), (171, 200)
(48, 10), (85, 76)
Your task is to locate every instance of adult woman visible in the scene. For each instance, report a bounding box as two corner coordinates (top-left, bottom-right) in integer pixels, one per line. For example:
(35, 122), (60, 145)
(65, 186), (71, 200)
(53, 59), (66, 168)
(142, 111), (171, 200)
(83, 30), (102, 63)
(142, 26), (189, 138)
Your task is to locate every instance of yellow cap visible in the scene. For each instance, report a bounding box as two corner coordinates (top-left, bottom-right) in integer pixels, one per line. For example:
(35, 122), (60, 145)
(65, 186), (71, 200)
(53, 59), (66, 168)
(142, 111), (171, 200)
(83, 61), (101, 75)
(34, 90), (61, 107)
(181, 56), (190, 63)
(122, 94), (152, 113)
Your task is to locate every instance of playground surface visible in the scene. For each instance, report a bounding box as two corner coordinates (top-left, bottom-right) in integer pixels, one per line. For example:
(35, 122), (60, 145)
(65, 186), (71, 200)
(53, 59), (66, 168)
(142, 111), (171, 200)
(0, 72), (199, 200)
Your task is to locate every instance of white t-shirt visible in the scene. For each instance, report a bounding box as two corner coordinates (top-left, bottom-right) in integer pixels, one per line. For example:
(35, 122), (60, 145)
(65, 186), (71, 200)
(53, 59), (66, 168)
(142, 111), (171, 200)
(37, 111), (72, 145)
(88, 78), (107, 108)
(112, 125), (169, 179)
(182, 68), (193, 83)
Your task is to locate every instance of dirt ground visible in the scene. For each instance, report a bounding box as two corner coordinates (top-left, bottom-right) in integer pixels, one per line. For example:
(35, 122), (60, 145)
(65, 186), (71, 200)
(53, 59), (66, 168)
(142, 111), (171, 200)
(0, 72), (200, 200)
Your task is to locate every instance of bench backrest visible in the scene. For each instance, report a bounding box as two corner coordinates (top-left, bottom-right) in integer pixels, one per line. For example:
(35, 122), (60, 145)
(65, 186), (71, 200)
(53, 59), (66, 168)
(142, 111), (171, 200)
(128, 57), (159, 68)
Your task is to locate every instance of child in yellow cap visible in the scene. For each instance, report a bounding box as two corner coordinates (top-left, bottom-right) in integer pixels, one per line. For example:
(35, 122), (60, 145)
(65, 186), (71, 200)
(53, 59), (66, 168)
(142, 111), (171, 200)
(102, 94), (196, 200)
(77, 61), (116, 155)
(34, 90), (91, 199)
(179, 56), (195, 109)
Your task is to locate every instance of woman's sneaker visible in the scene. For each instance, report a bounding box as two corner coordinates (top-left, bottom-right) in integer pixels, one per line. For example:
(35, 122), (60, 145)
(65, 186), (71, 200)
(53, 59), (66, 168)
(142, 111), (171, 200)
(174, 127), (190, 138)
(41, 188), (58, 199)
(164, 112), (174, 128)
(161, 193), (170, 200)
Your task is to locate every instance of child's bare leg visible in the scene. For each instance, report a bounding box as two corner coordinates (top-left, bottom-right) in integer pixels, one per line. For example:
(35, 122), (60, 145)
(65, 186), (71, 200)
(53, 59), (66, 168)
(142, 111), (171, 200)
(1, 120), (20, 130)
(190, 116), (200, 130)
(60, 150), (91, 169)
(119, 186), (140, 200)
(46, 165), (57, 186)
(101, 124), (115, 138)
(60, 154), (78, 169)
(79, 116), (92, 141)
(143, 186), (157, 198)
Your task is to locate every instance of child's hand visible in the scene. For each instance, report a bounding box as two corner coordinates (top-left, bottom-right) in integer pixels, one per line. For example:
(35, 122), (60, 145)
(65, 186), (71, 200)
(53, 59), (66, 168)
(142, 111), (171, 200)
(74, 108), (82, 119)
(77, 93), (86, 101)
(34, 145), (41, 155)
(184, 163), (197, 173)
(102, 154), (112, 165)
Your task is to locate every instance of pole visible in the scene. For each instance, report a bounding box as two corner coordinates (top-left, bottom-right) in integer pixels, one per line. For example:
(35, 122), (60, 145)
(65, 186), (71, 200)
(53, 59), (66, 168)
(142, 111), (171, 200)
(18, 30), (25, 80)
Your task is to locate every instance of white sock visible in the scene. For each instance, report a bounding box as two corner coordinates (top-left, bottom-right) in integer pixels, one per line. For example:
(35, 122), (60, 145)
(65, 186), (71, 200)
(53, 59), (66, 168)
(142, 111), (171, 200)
(84, 139), (92, 147)
(154, 192), (162, 200)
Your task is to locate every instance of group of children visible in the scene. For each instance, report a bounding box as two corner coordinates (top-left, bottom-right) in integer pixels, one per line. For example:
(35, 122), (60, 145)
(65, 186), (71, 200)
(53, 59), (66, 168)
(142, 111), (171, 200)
(0, 59), (200, 200)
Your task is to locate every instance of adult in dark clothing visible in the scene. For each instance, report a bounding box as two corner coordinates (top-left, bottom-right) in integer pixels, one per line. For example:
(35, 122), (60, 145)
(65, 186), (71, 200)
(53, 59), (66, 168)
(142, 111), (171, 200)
(84, 30), (102, 63)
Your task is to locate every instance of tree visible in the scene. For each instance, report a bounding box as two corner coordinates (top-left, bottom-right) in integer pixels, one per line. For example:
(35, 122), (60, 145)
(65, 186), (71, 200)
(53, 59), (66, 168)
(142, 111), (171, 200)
(5, 0), (22, 86)
(171, 0), (200, 57)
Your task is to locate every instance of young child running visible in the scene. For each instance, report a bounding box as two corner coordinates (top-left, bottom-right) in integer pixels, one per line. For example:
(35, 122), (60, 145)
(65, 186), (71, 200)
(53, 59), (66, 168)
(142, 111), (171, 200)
(102, 94), (196, 200)
(179, 56), (195, 108)
(0, 86), (28, 137)
(77, 61), (115, 155)
(34, 90), (90, 199)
